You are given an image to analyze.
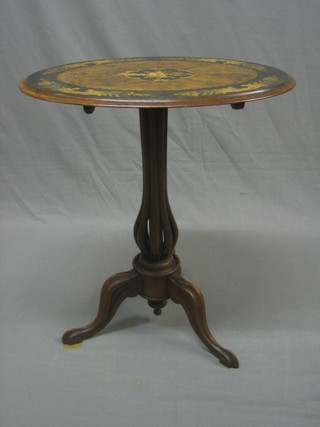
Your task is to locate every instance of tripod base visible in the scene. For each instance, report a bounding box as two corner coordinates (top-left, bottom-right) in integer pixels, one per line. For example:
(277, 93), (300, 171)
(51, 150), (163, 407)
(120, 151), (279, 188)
(62, 254), (239, 368)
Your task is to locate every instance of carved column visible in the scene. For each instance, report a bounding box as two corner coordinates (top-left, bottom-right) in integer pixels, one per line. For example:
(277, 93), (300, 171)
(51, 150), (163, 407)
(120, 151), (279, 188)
(133, 108), (179, 312)
(134, 108), (178, 262)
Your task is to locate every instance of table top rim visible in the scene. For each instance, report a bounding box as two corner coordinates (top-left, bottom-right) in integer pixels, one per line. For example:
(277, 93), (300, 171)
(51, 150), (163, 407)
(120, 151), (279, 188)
(19, 56), (296, 108)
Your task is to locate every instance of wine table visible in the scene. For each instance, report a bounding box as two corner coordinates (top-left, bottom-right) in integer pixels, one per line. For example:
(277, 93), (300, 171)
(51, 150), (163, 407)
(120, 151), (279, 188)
(19, 57), (295, 367)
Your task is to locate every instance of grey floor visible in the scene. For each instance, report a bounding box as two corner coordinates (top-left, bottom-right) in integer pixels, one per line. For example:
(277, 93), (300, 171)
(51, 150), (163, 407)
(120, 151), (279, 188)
(1, 219), (319, 427)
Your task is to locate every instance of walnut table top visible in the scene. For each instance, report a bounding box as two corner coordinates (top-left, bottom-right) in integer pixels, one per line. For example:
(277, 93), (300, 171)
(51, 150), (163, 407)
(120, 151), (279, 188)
(19, 57), (295, 108)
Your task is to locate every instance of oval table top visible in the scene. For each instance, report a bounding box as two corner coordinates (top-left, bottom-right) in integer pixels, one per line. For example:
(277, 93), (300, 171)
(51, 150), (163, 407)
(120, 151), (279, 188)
(19, 57), (295, 108)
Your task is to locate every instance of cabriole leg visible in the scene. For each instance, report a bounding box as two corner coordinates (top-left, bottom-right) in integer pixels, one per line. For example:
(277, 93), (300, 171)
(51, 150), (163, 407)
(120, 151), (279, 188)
(168, 273), (239, 368)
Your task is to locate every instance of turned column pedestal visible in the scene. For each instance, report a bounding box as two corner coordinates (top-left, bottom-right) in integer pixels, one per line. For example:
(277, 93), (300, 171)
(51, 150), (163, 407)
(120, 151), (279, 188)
(62, 108), (239, 368)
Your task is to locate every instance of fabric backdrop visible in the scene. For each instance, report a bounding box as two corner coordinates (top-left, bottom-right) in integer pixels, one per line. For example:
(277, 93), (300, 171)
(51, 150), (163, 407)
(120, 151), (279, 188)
(1, 1), (319, 426)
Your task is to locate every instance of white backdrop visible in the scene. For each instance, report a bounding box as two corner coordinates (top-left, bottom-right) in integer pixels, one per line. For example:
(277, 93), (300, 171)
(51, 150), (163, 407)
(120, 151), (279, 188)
(1, 1), (320, 426)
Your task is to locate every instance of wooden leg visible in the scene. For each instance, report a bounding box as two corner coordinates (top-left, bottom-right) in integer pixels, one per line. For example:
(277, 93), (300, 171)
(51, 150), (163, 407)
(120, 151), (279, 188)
(168, 273), (239, 368)
(62, 270), (141, 345)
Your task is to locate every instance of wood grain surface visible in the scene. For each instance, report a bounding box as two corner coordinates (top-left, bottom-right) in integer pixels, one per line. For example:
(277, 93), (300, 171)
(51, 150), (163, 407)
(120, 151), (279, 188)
(19, 57), (295, 108)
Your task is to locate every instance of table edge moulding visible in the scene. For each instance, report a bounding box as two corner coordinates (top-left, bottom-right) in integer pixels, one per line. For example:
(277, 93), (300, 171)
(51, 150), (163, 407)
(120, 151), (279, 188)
(19, 57), (296, 368)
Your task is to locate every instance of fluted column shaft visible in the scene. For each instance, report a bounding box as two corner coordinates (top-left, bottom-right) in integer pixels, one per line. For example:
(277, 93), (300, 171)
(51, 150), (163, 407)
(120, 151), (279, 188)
(134, 108), (178, 262)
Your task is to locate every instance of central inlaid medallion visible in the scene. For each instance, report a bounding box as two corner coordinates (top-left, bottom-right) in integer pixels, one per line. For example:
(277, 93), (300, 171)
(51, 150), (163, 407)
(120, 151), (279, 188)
(119, 68), (194, 81)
